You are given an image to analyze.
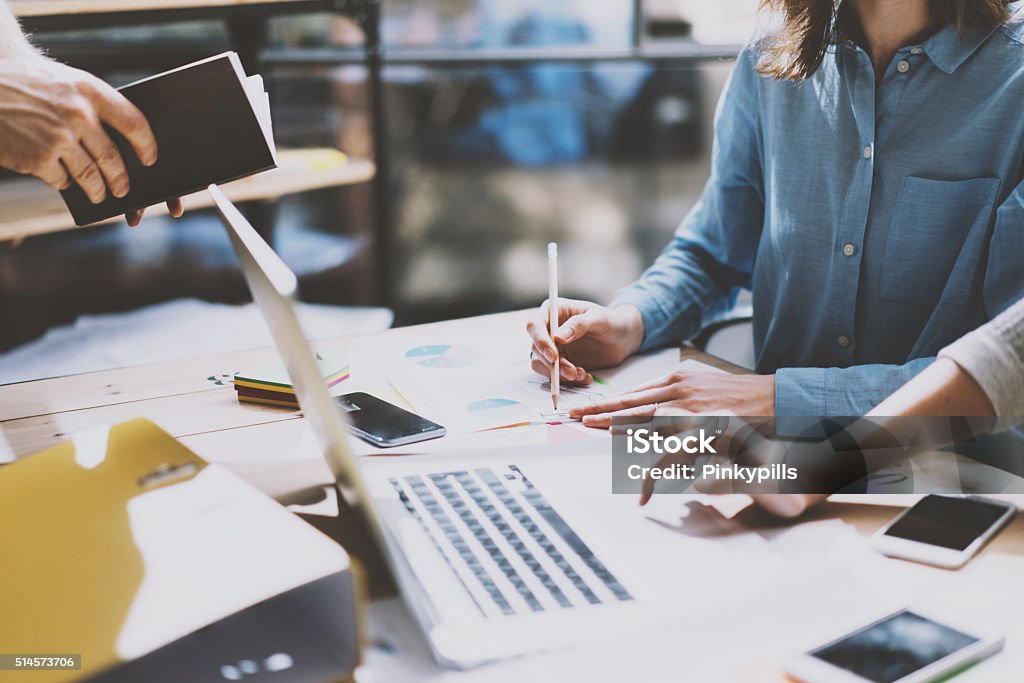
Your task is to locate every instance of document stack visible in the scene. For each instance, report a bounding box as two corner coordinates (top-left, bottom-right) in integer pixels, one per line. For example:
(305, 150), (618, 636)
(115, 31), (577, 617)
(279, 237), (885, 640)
(234, 354), (349, 407)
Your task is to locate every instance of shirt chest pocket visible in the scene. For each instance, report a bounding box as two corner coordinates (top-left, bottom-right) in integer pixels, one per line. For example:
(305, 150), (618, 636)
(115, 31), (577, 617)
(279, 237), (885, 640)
(881, 176), (1000, 305)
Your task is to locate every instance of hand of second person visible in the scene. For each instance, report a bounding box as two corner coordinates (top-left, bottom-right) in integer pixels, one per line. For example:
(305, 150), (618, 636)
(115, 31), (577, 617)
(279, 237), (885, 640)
(526, 299), (644, 385)
(571, 366), (776, 427)
(631, 412), (828, 518)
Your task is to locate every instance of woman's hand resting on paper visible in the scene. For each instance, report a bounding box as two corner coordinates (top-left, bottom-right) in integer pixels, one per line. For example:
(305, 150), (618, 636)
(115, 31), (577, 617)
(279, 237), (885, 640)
(569, 365), (776, 427)
(526, 299), (645, 385)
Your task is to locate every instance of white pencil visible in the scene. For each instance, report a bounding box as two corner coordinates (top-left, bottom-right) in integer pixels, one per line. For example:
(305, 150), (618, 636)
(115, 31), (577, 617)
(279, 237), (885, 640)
(548, 242), (560, 410)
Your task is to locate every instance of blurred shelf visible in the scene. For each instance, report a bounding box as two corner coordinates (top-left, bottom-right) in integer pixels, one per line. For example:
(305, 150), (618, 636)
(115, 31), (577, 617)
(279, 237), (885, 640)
(11, 0), (336, 31)
(34, 39), (231, 75)
(0, 148), (374, 243)
(33, 41), (742, 77)
(12, 0), (307, 15)
(264, 43), (744, 69)
(11, 0), (325, 18)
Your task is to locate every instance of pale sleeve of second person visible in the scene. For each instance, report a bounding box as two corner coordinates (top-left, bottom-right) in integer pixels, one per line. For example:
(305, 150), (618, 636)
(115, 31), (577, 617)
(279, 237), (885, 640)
(0, 1), (182, 226)
(935, 296), (1024, 424)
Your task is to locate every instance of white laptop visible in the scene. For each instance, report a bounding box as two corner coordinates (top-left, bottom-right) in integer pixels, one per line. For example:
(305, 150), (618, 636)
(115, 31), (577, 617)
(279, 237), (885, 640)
(209, 185), (681, 668)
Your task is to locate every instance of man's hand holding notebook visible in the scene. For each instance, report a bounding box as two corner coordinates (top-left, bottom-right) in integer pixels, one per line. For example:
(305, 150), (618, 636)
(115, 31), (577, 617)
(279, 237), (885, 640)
(60, 52), (277, 226)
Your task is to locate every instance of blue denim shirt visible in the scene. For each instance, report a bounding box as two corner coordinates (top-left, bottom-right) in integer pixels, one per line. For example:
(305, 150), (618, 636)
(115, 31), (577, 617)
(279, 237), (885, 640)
(612, 11), (1024, 416)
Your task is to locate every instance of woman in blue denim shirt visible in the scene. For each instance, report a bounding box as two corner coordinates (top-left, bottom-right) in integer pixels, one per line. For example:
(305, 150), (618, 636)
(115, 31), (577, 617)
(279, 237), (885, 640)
(527, 0), (1024, 421)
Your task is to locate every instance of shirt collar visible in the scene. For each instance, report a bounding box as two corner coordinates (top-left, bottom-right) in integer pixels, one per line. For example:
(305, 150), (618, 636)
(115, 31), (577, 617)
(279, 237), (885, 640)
(833, 3), (1007, 75)
(917, 20), (1002, 74)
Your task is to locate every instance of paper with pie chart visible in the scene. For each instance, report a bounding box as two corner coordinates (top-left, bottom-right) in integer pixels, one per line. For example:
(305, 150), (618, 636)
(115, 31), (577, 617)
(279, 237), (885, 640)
(437, 383), (597, 433)
(388, 362), (601, 434)
(361, 327), (687, 435)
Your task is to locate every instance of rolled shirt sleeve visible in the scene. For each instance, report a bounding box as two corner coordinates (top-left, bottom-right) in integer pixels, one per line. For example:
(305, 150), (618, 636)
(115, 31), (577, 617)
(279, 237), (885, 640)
(775, 358), (936, 416)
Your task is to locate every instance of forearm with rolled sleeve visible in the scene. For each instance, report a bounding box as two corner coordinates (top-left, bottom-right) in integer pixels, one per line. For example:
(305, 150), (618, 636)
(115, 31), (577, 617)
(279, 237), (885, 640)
(940, 297), (1024, 425)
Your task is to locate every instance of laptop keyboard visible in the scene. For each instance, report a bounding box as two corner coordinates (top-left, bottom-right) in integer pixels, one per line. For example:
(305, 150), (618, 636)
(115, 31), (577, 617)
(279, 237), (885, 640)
(390, 465), (632, 618)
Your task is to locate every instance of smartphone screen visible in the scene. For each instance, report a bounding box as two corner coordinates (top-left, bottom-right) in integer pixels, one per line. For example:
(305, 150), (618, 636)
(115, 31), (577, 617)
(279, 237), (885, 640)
(883, 495), (1010, 551)
(336, 392), (445, 446)
(811, 610), (978, 683)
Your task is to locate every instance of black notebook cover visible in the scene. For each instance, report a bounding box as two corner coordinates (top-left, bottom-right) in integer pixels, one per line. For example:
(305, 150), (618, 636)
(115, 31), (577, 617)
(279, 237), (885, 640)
(60, 53), (276, 226)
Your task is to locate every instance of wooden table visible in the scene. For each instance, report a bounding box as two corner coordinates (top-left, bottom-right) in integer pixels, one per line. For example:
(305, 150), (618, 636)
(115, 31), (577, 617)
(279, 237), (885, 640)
(0, 310), (745, 465)
(1, 310), (1021, 681)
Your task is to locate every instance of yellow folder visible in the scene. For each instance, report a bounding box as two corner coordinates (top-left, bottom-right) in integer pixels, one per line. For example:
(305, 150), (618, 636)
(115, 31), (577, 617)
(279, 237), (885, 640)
(0, 419), (360, 682)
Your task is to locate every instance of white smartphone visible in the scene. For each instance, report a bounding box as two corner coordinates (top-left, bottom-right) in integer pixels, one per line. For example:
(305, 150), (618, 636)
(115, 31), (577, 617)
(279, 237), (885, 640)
(871, 495), (1016, 569)
(786, 609), (1004, 683)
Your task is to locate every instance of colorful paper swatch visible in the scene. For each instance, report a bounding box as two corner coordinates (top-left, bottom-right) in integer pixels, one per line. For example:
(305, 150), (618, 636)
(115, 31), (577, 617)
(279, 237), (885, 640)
(234, 353), (349, 407)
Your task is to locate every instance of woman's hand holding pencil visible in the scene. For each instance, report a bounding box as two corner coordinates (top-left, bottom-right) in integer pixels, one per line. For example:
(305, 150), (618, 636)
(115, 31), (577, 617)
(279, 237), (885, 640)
(526, 298), (645, 386)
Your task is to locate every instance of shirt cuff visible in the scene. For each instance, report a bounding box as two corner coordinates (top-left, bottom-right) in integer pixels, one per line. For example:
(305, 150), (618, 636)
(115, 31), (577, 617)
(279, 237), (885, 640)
(608, 288), (666, 353)
(772, 368), (829, 437)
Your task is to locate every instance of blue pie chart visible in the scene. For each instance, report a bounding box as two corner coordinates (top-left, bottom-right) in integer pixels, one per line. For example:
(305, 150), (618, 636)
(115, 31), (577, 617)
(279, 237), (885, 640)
(405, 344), (479, 369)
(467, 398), (529, 420)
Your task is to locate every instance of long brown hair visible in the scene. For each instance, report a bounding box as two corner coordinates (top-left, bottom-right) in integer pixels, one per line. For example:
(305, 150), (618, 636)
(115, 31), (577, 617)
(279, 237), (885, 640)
(757, 0), (1014, 81)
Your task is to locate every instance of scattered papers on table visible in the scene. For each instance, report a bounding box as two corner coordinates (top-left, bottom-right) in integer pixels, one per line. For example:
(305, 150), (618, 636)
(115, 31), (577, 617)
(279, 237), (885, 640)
(359, 327), (686, 435)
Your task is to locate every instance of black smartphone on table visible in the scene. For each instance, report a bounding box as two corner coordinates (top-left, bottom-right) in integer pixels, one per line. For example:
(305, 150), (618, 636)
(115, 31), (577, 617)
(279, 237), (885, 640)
(336, 392), (446, 448)
(871, 495), (1016, 569)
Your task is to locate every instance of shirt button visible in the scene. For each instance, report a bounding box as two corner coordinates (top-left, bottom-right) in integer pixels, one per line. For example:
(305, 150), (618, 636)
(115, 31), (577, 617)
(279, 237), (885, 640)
(843, 243), (856, 257)
(910, 47), (923, 55)
(897, 60), (910, 73)
(838, 336), (851, 348)
(863, 145), (873, 159)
